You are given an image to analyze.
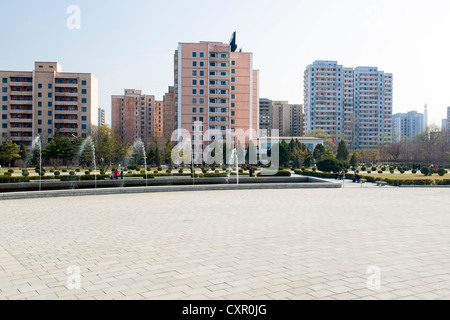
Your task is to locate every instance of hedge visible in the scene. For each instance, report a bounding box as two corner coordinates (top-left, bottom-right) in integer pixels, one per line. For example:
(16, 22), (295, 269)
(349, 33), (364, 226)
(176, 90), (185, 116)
(257, 170), (292, 177)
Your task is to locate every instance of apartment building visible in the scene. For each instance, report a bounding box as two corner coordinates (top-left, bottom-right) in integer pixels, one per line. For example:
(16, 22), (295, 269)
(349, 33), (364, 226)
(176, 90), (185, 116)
(393, 110), (425, 142)
(0, 62), (98, 147)
(98, 108), (105, 127)
(259, 98), (273, 137)
(304, 61), (392, 150)
(111, 90), (156, 145)
(163, 86), (176, 138)
(154, 100), (164, 137)
(174, 35), (259, 151)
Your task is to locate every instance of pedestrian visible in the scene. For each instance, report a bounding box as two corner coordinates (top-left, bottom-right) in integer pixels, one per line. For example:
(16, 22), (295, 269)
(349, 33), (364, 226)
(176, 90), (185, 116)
(249, 167), (253, 177)
(120, 169), (124, 180)
(115, 169), (120, 180)
(109, 171), (114, 180)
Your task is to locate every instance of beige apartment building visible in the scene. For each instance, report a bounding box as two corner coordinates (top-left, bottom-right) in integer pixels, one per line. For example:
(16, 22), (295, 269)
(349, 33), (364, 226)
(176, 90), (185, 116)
(174, 36), (259, 150)
(260, 99), (303, 137)
(163, 86), (176, 138)
(111, 90), (156, 146)
(0, 62), (98, 147)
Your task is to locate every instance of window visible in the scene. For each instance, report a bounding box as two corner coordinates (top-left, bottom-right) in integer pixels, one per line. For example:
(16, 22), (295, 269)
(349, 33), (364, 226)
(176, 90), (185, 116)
(200, 62), (204, 67)
(38, 111), (42, 116)
(2, 88), (6, 93)
(82, 116), (87, 121)
(199, 117), (204, 122)
(232, 69), (235, 74)
(231, 103), (235, 108)
(38, 120), (42, 125)
(200, 71), (204, 76)
(82, 80), (87, 86)
(82, 124), (87, 130)
(48, 120), (52, 125)
(38, 92), (42, 98)
(192, 98), (197, 104)
(231, 120), (235, 125)
(38, 84), (42, 89)
(1, 115), (6, 120)
(37, 128), (42, 134)
(48, 84), (52, 89)
(231, 111), (235, 116)
(199, 89), (204, 95)
(2, 78), (7, 83)
(48, 129), (52, 134)
(192, 70), (197, 76)
(192, 61), (197, 67)
(232, 61), (236, 66)
(199, 98), (204, 104)
(200, 108), (204, 113)
(2, 124), (6, 129)
(2, 96), (7, 101)
(231, 94), (235, 99)
(48, 102), (52, 107)
(192, 89), (197, 95)
(192, 52), (197, 58)
(192, 80), (197, 85)
(82, 89), (87, 94)
(38, 102), (42, 107)
(82, 98), (87, 103)
(2, 105), (6, 111)
(48, 92), (52, 98)
(48, 111), (52, 116)
(192, 108), (197, 113)
(199, 80), (204, 86)
(193, 117), (197, 122)
(231, 78), (235, 83)
(231, 86), (235, 91)
(200, 52), (204, 58)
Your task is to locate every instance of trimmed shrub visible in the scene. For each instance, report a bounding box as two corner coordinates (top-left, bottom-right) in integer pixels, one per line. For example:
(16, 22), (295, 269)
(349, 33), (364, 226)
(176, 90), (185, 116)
(421, 167), (430, 176)
(54, 171), (61, 176)
(381, 167), (386, 171)
(8, 169), (14, 174)
(62, 169), (67, 173)
(412, 169), (417, 174)
(22, 170), (29, 177)
(361, 166), (367, 171)
(378, 170), (383, 174)
(438, 168), (447, 177)
(371, 167), (377, 172)
(317, 158), (343, 173)
(69, 171), (76, 176)
(75, 168), (81, 172)
(85, 171), (91, 175)
(179, 168), (184, 174)
(157, 167), (163, 172)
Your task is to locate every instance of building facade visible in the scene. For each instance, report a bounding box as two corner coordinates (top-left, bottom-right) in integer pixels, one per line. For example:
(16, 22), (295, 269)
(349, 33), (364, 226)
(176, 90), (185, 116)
(0, 62), (98, 147)
(304, 60), (393, 150)
(174, 37), (259, 151)
(392, 111), (425, 142)
(111, 90), (156, 146)
(163, 86), (176, 139)
(98, 108), (105, 127)
(259, 98), (273, 137)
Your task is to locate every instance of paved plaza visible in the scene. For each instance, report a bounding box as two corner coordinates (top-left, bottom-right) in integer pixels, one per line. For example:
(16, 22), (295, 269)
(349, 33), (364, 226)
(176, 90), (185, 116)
(1, 187), (450, 300)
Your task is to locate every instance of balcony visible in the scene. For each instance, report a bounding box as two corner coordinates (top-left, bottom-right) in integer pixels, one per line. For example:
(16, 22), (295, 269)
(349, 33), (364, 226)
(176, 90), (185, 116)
(54, 101), (78, 106)
(55, 91), (78, 97)
(55, 82), (78, 88)
(10, 126), (33, 132)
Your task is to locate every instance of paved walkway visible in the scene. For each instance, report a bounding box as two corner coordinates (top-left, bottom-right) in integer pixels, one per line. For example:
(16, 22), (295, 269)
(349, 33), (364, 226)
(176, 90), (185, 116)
(1, 188), (450, 300)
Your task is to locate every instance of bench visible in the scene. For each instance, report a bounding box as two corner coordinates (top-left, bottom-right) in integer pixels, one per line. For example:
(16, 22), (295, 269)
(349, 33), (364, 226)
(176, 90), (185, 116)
(375, 181), (387, 187)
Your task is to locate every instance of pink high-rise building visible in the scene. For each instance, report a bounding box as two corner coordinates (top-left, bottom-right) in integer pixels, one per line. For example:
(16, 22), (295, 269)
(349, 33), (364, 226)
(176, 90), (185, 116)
(174, 34), (259, 151)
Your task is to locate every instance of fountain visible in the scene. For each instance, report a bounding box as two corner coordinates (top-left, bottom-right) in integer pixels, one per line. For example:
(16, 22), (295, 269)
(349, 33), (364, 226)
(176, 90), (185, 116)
(31, 136), (42, 191)
(130, 139), (148, 187)
(230, 148), (239, 185)
(79, 137), (97, 189)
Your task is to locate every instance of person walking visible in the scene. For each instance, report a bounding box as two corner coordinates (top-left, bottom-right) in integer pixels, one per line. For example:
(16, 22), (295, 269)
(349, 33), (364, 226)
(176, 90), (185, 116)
(114, 169), (120, 180)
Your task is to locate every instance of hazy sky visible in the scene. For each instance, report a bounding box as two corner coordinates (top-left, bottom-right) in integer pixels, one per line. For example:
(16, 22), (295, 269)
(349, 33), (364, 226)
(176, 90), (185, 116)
(1, 0), (449, 126)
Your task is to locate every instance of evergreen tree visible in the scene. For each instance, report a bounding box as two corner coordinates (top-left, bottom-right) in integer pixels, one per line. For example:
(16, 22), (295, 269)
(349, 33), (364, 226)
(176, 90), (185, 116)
(0, 140), (21, 167)
(336, 140), (349, 162)
(350, 152), (358, 168)
(154, 144), (162, 167)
